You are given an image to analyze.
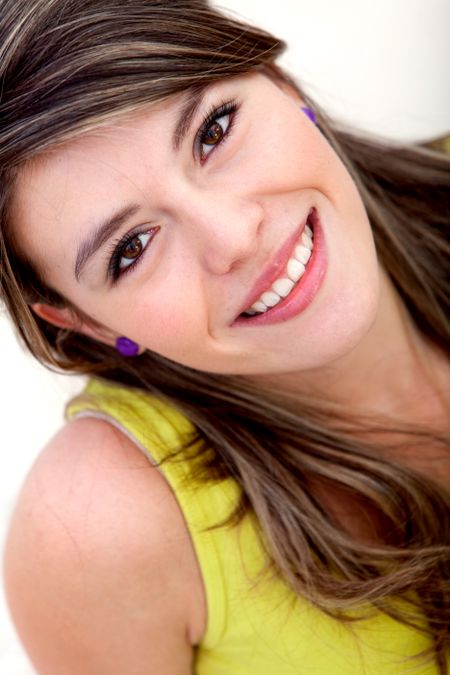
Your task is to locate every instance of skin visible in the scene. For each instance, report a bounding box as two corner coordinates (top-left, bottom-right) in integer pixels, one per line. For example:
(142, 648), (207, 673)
(5, 72), (449, 673)
(4, 417), (206, 673)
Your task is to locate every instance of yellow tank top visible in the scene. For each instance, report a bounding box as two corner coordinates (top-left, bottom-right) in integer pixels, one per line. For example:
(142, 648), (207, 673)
(67, 378), (447, 675)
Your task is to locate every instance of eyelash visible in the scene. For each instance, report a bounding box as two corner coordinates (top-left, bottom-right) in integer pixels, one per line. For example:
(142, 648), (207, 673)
(108, 99), (240, 281)
(107, 228), (159, 281)
(195, 99), (239, 162)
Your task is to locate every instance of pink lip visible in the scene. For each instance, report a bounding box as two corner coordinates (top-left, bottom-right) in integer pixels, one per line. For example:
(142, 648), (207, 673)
(232, 208), (326, 326)
(234, 210), (311, 320)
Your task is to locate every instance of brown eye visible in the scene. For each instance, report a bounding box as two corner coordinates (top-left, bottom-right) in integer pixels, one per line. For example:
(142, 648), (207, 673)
(200, 112), (232, 159)
(203, 121), (224, 146)
(109, 227), (160, 280)
(118, 232), (153, 271)
(122, 236), (143, 260)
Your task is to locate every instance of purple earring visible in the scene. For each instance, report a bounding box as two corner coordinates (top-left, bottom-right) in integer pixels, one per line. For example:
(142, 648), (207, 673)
(301, 106), (317, 124)
(115, 336), (140, 357)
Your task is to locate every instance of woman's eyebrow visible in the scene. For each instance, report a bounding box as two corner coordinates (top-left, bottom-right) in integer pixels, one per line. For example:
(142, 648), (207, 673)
(172, 83), (211, 151)
(74, 203), (140, 281)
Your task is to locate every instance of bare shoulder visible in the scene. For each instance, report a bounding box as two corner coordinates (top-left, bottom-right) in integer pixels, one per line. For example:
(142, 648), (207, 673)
(3, 417), (206, 674)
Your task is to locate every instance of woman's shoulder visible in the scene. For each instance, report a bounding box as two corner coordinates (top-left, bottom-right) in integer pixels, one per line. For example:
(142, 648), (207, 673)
(3, 417), (206, 674)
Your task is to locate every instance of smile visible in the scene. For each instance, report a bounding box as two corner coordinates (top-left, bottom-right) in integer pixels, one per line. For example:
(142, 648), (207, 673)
(243, 221), (314, 316)
(233, 207), (326, 326)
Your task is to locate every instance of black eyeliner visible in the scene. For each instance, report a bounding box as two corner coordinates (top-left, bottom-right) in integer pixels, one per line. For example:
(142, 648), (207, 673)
(107, 228), (159, 282)
(108, 231), (134, 280)
(195, 99), (239, 159)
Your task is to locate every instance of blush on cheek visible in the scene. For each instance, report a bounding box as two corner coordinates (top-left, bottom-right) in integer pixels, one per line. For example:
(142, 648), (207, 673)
(256, 113), (331, 195)
(134, 302), (204, 360)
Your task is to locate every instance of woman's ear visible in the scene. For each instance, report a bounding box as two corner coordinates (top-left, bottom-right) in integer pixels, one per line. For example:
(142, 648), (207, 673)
(32, 303), (79, 331)
(31, 302), (118, 348)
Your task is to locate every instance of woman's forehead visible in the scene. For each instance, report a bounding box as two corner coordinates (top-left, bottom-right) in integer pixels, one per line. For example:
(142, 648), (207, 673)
(13, 96), (181, 209)
(8, 84), (204, 274)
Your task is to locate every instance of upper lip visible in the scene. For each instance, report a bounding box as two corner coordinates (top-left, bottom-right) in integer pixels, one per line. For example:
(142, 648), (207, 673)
(234, 209), (312, 320)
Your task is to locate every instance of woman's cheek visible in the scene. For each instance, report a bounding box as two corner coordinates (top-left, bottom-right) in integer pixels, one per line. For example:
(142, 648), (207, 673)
(243, 114), (329, 195)
(129, 293), (207, 358)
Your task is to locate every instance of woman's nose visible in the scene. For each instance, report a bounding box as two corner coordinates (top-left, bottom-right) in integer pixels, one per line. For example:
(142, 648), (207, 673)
(175, 189), (264, 275)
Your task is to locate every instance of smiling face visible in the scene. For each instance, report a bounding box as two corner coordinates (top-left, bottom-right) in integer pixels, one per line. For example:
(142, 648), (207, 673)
(12, 73), (381, 377)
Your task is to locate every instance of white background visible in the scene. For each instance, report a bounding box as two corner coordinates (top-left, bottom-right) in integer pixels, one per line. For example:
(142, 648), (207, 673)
(1, 0), (449, 672)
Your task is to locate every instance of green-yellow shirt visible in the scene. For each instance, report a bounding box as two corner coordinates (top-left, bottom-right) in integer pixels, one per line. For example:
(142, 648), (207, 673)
(67, 378), (447, 674)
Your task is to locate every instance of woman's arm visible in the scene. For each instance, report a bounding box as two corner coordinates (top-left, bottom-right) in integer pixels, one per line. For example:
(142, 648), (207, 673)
(3, 417), (205, 674)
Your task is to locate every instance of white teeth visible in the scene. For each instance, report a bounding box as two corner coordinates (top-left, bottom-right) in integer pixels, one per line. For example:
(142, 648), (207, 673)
(260, 290), (282, 307)
(301, 232), (313, 250)
(250, 300), (269, 313)
(243, 217), (315, 316)
(272, 277), (295, 297)
(294, 244), (311, 265)
(287, 258), (305, 282)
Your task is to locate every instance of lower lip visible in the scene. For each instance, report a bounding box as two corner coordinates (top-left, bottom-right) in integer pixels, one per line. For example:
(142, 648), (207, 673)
(232, 211), (327, 327)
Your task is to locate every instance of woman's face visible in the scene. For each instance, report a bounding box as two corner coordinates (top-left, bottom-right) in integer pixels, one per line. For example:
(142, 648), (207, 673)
(13, 73), (381, 376)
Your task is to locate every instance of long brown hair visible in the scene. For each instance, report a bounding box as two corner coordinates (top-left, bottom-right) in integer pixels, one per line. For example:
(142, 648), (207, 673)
(1, 1), (449, 671)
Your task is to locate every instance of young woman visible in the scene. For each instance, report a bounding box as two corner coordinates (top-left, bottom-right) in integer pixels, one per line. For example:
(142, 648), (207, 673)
(1, 1), (449, 673)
